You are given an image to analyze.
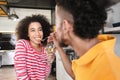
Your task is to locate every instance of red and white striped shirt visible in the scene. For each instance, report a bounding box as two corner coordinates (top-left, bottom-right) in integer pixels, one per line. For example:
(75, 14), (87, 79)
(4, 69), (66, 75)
(14, 39), (51, 80)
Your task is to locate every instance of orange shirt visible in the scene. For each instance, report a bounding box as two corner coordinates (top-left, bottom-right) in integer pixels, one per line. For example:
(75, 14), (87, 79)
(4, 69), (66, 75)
(72, 34), (120, 80)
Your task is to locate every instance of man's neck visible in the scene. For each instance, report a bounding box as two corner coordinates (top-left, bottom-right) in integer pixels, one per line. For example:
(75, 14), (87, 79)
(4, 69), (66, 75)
(69, 37), (99, 57)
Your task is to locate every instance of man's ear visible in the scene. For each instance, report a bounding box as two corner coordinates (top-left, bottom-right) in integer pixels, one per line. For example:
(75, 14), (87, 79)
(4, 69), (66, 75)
(63, 20), (73, 32)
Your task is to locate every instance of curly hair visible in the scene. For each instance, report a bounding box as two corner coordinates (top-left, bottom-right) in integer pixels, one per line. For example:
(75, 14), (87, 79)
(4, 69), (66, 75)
(56, 0), (107, 39)
(15, 14), (52, 45)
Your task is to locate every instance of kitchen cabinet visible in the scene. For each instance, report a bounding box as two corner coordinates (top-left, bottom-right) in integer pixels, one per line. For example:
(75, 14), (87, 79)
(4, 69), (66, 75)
(104, 26), (120, 32)
(103, 26), (120, 34)
(0, 50), (14, 66)
(0, 54), (2, 67)
(0, 32), (16, 67)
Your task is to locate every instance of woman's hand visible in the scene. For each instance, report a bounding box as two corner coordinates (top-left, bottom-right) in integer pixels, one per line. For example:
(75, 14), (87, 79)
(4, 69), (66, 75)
(46, 32), (57, 64)
(47, 52), (55, 64)
(48, 32), (61, 49)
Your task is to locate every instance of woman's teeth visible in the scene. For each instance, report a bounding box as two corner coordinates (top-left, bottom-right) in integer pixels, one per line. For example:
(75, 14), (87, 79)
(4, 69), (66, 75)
(36, 38), (42, 41)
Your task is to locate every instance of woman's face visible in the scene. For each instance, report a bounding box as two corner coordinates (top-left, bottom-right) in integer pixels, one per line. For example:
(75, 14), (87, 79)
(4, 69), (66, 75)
(28, 22), (43, 45)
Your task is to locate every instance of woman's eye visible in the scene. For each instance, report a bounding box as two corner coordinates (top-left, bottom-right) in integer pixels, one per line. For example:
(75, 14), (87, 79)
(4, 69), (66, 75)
(31, 29), (35, 32)
(39, 28), (42, 31)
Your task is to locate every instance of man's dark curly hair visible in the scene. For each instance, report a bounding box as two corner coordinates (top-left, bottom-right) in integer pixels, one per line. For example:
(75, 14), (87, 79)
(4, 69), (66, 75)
(16, 14), (52, 45)
(56, 0), (107, 39)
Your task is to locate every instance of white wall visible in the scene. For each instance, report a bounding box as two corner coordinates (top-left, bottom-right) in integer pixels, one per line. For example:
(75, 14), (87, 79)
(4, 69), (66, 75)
(111, 3), (120, 24)
(0, 8), (51, 32)
(106, 2), (120, 27)
(106, 3), (120, 56)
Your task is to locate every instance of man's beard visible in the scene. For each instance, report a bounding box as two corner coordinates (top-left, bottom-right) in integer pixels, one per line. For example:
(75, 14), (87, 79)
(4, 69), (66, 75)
(59, 39), (68, 47)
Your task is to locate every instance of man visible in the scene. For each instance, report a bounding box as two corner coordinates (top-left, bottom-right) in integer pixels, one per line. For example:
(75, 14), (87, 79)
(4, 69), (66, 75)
(51, 0), (120, 80)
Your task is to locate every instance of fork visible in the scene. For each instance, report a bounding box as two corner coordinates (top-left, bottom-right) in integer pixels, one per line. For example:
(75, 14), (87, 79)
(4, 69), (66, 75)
(41, 37), (48, 43)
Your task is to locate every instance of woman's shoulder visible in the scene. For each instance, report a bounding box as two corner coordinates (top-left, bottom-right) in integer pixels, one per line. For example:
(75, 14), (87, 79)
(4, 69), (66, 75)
(16, 39), (30, 46)
(17, 39), (29, 43)
(16, 39), (31, 50)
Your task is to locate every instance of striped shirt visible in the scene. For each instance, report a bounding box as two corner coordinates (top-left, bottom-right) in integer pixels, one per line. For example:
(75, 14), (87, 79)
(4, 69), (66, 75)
(14, 39), (51, 80)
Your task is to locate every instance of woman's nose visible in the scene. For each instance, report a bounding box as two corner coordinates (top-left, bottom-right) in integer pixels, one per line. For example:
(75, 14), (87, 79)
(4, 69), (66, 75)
(35, 30), (40, 35)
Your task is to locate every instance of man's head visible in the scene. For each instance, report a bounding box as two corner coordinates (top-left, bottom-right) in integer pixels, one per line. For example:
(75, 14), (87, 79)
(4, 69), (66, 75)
(55, 0), (107, 46)
(55, 3), (74, 46)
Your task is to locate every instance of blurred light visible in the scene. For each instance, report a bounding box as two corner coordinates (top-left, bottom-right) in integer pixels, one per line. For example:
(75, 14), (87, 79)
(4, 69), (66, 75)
(8, 8), (19, 21)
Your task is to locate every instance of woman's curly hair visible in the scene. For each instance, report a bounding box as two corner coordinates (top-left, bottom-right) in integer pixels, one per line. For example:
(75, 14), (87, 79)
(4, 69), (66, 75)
(15, 14), (52, 45)
(56, 0), (107, 39)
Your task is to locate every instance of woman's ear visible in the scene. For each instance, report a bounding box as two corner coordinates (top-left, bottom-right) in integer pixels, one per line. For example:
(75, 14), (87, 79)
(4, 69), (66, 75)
(28, 34), (29, 37)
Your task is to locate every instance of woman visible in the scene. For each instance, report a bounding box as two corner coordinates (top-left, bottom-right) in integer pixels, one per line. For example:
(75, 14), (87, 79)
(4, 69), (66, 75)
(14, 14), (55, 80)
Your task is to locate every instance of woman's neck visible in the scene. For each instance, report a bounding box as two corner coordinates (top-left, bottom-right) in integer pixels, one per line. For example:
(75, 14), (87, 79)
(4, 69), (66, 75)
(30, 41), (42, 52)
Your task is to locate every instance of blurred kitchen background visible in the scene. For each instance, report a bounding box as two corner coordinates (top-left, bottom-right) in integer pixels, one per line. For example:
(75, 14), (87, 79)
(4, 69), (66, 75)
(0, 0), (120, 80)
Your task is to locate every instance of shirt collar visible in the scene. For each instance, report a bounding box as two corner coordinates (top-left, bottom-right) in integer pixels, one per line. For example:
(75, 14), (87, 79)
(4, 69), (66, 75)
(72, 34), (116, 66)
